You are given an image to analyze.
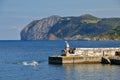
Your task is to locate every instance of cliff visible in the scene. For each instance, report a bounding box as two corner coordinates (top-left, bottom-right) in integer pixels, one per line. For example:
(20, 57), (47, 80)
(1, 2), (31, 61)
(21, 15), (61, 40)
(21, 14), (120, 40)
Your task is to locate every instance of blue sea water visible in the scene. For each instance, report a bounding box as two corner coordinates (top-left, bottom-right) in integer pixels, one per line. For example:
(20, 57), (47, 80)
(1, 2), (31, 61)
(0, 40), (120, 80)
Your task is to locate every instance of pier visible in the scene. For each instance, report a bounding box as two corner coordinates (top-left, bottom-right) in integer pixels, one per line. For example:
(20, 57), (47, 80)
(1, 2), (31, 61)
(49, 41), (120, 65)
(49, 56), (101, 64)
(109, 56), (120, 65)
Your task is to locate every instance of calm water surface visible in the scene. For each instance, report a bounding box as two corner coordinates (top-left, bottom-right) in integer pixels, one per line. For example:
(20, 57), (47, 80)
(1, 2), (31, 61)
(0, 40), (120, 80)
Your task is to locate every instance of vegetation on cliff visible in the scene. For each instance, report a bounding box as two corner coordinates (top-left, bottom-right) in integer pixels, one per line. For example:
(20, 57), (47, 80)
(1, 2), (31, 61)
(99, 26), (120, 40)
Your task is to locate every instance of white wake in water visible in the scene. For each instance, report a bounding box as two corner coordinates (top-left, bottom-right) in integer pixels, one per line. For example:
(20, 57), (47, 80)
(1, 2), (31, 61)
(20, 60), (39, 67)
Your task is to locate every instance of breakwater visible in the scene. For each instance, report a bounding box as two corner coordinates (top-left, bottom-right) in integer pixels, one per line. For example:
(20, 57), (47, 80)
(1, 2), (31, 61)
(109, 56), (120, 65)
(49, 41), (120, 65)
(49, 56), (101, 64)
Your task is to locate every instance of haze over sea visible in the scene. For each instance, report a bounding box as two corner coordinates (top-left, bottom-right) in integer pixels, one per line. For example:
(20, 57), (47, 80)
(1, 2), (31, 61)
(0, 40), (120, 80)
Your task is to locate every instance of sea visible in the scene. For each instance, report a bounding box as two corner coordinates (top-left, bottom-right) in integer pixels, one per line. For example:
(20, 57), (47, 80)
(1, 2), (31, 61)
(0, 40), (120, 80)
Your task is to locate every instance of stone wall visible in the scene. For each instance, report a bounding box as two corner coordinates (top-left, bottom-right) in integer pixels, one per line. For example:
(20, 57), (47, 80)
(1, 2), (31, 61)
(49, 56), (101, 64)
(67, 48), (120, 57)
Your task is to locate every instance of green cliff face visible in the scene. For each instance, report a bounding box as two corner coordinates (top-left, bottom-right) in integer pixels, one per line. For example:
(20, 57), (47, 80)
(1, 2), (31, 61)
(21, 14), (120, 40)
(99, 26), (120, 40)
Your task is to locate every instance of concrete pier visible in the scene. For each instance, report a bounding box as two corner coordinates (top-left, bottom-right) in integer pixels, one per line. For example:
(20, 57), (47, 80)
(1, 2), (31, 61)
(109, 56), (120, 65)
(49, 56), (101, 64)
(49, 41), (120, 65)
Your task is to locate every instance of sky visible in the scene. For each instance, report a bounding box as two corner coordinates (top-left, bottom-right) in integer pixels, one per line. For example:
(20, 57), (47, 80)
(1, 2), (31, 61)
(0, 0), (120, 40)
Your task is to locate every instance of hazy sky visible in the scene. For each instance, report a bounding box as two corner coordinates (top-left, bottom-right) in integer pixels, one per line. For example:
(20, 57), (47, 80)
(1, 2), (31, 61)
(0, 0), (120, 40)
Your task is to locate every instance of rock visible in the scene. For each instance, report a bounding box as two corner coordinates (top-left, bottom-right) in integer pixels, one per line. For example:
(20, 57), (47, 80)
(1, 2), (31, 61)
(21, 15), (61, 40)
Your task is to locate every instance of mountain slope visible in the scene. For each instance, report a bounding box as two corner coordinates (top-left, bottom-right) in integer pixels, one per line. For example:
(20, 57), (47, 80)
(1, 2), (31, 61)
(21, 15), (61, 40)
(99, 26), (120, 40)
(21, 14), (120, 40)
